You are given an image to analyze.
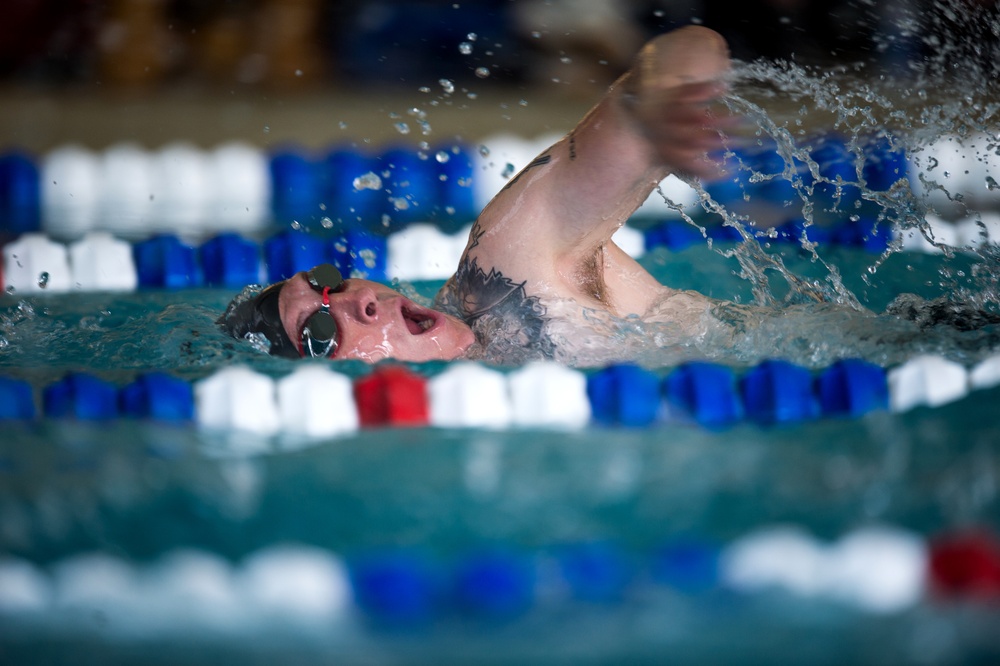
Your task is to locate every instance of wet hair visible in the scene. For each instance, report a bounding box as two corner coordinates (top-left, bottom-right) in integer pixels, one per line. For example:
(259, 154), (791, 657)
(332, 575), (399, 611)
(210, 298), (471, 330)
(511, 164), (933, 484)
(217, 282), (301, 359)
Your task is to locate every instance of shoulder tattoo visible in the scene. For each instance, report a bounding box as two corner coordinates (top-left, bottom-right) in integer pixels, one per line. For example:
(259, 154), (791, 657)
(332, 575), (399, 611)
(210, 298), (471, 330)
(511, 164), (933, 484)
(437, 221), (554, 354)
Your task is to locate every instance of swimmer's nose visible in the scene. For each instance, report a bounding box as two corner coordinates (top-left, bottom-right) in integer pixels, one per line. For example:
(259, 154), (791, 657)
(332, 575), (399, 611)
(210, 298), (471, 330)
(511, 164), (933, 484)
(343, 286), (379, 323)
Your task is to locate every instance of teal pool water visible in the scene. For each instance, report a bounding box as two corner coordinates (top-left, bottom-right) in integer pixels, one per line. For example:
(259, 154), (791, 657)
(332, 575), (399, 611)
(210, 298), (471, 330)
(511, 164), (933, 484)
(1, 243), (997, 377)
(1, 242), (999, 663)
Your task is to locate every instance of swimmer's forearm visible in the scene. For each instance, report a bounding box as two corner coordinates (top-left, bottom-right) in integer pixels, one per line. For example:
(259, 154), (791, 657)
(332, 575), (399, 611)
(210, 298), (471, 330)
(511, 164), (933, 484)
(475, 27), (730, 262)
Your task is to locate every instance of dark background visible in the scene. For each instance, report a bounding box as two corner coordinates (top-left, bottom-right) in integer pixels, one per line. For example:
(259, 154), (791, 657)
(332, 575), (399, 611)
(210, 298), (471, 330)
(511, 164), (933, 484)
(1, 0), (998, 92)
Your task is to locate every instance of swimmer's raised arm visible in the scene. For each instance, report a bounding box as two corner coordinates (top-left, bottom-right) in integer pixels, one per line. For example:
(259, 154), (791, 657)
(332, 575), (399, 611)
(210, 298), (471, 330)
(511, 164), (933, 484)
(468, 26), (731, 281)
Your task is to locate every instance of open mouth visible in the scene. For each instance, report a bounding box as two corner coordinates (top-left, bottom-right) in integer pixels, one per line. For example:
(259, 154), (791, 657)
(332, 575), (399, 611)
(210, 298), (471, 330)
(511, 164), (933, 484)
(402, 305), (436, 335)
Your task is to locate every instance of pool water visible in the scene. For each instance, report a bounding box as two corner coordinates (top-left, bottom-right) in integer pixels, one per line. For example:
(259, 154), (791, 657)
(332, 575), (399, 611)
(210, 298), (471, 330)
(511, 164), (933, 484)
(2, 241), (1000, 664)
(0, 241), (996, 374)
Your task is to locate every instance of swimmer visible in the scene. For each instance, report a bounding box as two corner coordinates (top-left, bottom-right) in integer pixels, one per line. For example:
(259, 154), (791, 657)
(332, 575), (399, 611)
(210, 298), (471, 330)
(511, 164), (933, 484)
(220, 26), (733, 364)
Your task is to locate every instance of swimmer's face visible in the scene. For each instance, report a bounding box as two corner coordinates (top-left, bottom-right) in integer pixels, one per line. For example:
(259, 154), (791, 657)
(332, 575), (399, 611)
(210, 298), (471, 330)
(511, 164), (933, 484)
(276, 271), (475, 363)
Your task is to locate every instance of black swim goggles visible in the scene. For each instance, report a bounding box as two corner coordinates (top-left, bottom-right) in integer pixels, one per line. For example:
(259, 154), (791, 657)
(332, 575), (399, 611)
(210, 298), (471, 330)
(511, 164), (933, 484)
(218, 263), (347, 359)
(299, 263), (346, 357)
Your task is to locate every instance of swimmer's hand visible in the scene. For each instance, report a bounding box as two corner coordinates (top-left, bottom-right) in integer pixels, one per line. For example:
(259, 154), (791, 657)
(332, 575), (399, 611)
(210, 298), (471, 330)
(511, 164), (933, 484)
(620, 26), (734, 180)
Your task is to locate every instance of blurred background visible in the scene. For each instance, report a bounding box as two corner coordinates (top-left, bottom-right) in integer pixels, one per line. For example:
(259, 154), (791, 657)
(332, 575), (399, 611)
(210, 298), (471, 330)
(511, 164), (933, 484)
(2, 0), (998, 154)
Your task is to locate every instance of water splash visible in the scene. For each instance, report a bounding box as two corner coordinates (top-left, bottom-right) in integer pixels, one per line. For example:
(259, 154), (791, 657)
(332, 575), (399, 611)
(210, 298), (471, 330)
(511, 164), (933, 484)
(544, 5), (1000, 367)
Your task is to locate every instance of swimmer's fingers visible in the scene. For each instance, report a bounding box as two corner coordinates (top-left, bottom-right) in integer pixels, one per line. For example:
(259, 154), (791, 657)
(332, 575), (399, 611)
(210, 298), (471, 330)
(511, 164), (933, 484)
(637, 91), (740, 178)
(643, 113), (727, 168)
(668, 80), (729, 104)
(649, 115), (731, 177)
(657, 146), (725, 180)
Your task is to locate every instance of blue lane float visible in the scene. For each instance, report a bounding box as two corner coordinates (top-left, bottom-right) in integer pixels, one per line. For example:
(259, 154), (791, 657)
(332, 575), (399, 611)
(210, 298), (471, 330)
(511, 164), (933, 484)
(740, 359), (818, 425)
(323, 148), (384, 230)
(451, 548), (536, 619)
(664, 361), (743, 428)
(806, 134), (862, 213)
(329, 230), (388, 281)
(0, 152), (41, 235)
(199, 232), (261, 288)
(263, 229), (329, 283)
(434, 144), (477, 232)
(349, 550), (442, 626)
(862, 137), (909, 193)
(586, 363), (662, 427)
(119, 372), (195, 422)
(745, 142), (801, 205)
(650, 539), (720, 594)
(816, 358), (889, 417)
(380, 147), (440, 230)
(0, 376), (35, 420)
(43, 372), (119, 420)
(556, 541), (634, 604)
(270, 149), (323, 226)
(133, 234), (202, 289)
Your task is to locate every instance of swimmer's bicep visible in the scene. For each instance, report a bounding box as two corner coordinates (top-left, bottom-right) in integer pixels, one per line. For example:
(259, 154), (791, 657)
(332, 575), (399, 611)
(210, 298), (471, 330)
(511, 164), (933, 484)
(533, 115), (667, 256)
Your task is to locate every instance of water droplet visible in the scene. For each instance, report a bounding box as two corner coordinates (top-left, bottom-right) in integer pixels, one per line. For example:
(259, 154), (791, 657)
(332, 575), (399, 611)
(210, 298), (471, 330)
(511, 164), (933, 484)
(478, 145), (490, 157)
(459, 42), (473, 55)
(560, 56), (572, 64)
(5, 285), (15, 295)
(358, 248), (377, 269)
(338, 121), (348, 129)
(519, 99), (528, 107)
(435, 151), (450, 163)
(353, 172), (383, 191)
(467, 32), (477, 41)
(390, 197), (411, 211)
(395, 122), (411, 135)
(531, 31), (541, 39)
(321, 216), (334, 229)
(439, 78), (455, 94)
(418, 86), (431, 93)
(295, 69), (303, 77)
(501, 163), (515, 179)
(475, 67), (490, 79)
(37, 272), (49, 289)
(263, 125), (270, 133)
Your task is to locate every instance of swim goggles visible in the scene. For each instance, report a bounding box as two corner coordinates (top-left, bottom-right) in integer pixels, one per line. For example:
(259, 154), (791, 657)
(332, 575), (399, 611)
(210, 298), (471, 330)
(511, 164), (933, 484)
(227, 263), (345, 359)
(300, 263), (346, 357)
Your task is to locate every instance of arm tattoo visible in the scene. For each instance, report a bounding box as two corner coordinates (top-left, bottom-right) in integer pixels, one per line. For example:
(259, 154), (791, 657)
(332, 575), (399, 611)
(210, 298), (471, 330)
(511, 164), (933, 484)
(436, 222), (555, 357)
(568, 132), (577, 161)
(501, 153), (551, 191)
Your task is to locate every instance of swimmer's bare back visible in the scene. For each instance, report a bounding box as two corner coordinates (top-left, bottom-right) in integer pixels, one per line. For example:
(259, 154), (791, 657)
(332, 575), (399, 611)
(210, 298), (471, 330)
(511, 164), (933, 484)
(436, 26), (733, 356)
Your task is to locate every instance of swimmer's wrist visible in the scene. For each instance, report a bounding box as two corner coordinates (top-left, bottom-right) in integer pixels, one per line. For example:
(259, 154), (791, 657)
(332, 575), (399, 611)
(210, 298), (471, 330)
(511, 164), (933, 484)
(614, 71), (645, 125)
